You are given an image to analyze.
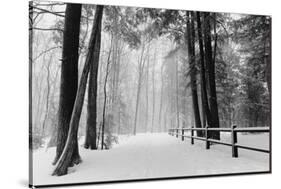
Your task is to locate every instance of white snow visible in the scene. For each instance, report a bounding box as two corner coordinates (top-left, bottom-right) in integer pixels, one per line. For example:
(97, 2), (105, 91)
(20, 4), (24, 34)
(32, 132), (270, 186)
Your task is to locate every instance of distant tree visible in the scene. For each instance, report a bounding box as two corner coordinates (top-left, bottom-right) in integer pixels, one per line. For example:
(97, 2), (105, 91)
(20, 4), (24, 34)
(151, 48), (156, 132)
(231, 15), (271, 127)
(133, 41), (147, 135)
(145, 40), (150, 132)
(233, 15), (271, 95)
(101, 37), (112, 149)
(158, 64), (164, 131)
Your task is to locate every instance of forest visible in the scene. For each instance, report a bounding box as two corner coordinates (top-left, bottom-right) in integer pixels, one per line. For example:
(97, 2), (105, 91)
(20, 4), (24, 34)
(29, 1), (271, 178)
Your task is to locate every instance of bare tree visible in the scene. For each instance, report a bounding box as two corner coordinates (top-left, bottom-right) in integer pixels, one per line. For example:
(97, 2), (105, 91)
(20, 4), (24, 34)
(133, 43), (146, 135)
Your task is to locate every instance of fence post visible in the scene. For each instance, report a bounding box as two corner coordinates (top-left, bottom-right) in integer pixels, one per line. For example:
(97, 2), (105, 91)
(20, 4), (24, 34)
(182, 129), (184, 141)
(205, 125), (210, 149)
(231, 125), (238, 157)
(191, 126), (194, 145)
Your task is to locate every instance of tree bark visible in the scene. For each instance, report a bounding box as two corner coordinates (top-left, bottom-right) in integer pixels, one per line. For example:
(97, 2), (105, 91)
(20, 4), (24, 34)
(196, 12), (212, 129)
(203, 12), (220, 140)
(84, 9), (102, 149)
(186, 11), (203, 137)
(52, 5), (104, 176)
(53, 4), (82, 165)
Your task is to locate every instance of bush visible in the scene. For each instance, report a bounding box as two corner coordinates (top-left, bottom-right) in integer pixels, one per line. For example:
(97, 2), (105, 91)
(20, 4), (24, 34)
(30, 131), (44, 150)
(103, 114), (118, 149)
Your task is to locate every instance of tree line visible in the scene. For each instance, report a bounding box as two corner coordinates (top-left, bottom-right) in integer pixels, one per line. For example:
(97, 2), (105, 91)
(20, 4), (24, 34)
(29, 2), (271, 176)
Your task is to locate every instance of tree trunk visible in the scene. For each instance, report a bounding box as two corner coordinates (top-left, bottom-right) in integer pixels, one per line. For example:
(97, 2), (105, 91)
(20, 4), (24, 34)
(158, 66), (164, 132)
(29, 1), (33, 150)
(53, 4), (82, 165)
(152, 48), (156, 132)
(186, 11), (203, 137)
(196, 12), (212, 130)
(42, 55), (52, 136)
(52, 5), (104, 176)
(203, 12), (220, 140)
(133, 44), (146, 135)
(84, 10), (102, 149)
(145, 46), (150, 132)
(101, 36), (113, 150)
(133, 73), (141, 135)
(175, 54), (179, 129)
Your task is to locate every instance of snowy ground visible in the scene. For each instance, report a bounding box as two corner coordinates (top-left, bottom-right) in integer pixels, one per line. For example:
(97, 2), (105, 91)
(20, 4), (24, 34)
(31, 132), (270, 186)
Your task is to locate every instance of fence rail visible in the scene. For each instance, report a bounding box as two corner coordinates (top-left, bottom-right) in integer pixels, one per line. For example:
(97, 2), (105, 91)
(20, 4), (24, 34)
(168, 125), (270, 158)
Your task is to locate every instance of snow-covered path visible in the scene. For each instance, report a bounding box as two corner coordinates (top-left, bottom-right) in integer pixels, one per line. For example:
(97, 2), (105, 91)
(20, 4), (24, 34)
(32, 133), (269, 186)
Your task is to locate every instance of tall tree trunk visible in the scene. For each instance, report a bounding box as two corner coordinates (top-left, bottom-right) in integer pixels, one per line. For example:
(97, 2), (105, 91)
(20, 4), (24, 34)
(101, 38), (113, 150)
(110, 8), (121, 128)
(164, 109), (167, 132)
(145, 47), (150, 132)
(42, 55), (52, 136)
(52, 5), (104, 176)
(186, 11), (203, 137)
(47, 67), (61, 148)
(196, 12), (212, 129)
(133, 77), (141, 135)
(182, 92), (187, 128)
(169, 72), (174, 128)
(29, 2), (33, 150)
(53, 4), (82, 165)
(84, 10), (102, 149)
(200, 85), (206, 127)
(133, 44), (146, 135)
(203, 12), (220, 140)
(158, 66), (164, 132)
(115, 43), (123, 133)
(265, 23), (271, 98)
(151, 48), (156, 132)
(175, 54), (179, 129)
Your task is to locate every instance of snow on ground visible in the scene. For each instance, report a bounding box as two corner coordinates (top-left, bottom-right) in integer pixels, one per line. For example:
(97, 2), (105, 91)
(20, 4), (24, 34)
(32, 132), (270, 186)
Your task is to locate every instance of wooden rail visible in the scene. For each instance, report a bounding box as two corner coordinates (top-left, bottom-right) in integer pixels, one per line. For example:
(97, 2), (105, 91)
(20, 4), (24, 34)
(168, 125), (270, 158)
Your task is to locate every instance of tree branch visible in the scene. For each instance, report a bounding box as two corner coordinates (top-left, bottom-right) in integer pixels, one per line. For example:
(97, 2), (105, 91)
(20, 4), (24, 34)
(33, 46), (62, 62)
(34, 3), (65, 6)
(31, 6), (65, 18)
(31, 27), (63, 32)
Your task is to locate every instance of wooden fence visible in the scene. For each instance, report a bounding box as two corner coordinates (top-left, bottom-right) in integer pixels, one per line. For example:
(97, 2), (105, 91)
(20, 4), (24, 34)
(168, 125), (270, 158)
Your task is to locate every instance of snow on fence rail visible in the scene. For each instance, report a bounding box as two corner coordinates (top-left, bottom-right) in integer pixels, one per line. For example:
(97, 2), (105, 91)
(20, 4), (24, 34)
(168, 125), (270, 158)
